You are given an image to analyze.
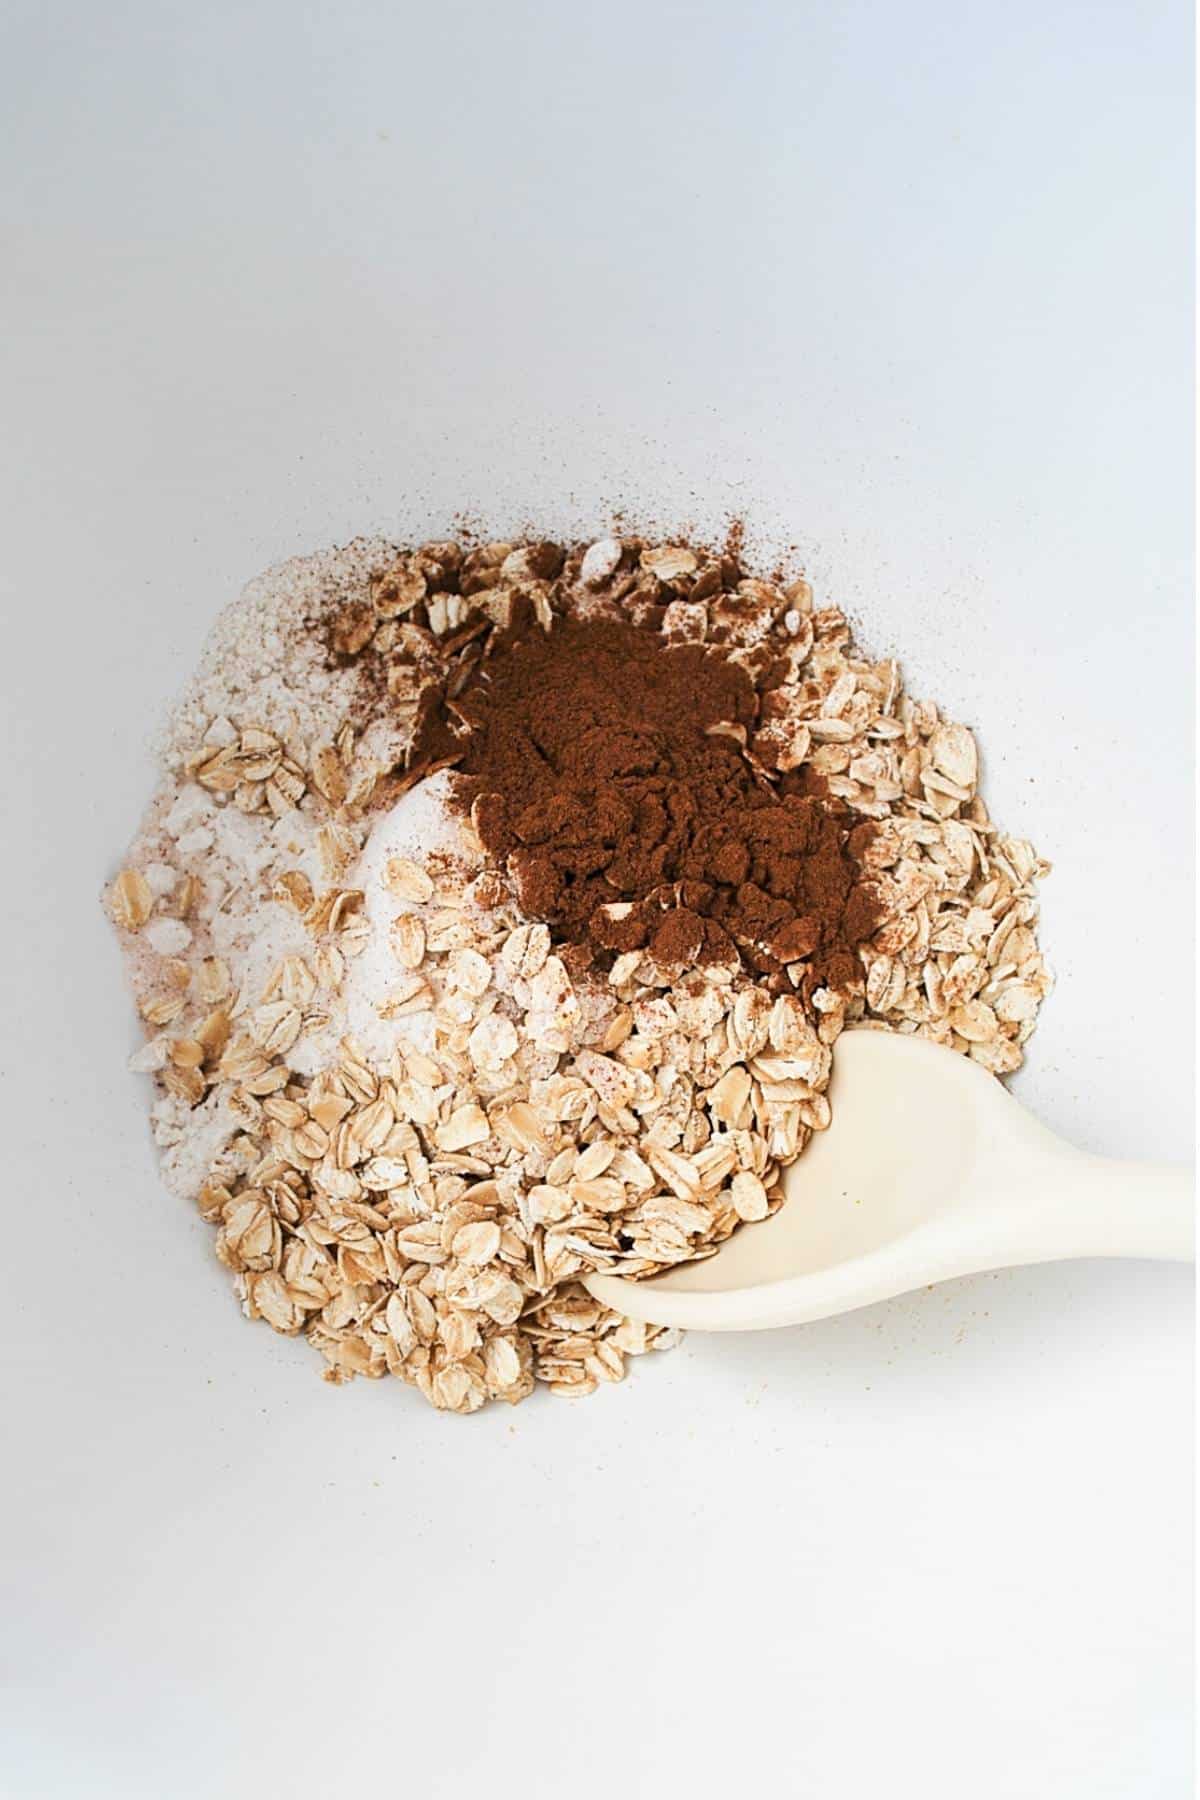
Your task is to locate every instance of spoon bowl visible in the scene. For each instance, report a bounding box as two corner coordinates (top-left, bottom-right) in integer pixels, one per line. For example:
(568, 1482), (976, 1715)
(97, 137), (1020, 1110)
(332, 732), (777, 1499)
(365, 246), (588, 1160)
(583, 1031), (1192, 1331)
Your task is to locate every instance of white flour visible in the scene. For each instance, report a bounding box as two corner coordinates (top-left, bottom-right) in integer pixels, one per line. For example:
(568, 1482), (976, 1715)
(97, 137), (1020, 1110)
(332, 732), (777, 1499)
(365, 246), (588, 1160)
(339, 769), (465, 1064)
(162, 539), (389, 769)
(124, 540), (465, 1196)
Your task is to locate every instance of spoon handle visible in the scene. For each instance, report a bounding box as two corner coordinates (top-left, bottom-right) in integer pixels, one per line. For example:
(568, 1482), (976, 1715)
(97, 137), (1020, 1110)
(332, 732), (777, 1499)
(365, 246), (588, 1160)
(984, 1147), (1194, 1265)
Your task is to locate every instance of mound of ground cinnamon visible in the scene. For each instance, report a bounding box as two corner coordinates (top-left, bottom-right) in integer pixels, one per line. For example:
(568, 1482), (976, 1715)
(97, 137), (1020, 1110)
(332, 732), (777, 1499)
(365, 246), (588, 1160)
(413, 614), (880, 992)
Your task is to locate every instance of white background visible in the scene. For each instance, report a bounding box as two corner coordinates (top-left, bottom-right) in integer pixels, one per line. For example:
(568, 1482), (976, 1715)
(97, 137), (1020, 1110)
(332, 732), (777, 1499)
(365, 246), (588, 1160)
(1, 3), (1193, 1796)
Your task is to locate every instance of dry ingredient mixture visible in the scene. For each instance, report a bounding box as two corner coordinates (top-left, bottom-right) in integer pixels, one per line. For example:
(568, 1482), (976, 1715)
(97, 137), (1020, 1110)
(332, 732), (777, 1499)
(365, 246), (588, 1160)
(107, 532), (1052, 1412)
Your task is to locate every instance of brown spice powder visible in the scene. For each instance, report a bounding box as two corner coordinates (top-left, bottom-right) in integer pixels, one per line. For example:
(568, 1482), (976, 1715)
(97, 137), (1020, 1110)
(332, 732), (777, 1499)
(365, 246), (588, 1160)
(412, 613), (881, 991)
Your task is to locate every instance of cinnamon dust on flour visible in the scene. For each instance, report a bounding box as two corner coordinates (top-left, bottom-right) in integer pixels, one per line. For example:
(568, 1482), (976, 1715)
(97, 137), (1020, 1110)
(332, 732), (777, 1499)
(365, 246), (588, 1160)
(413, 613), (881, 993)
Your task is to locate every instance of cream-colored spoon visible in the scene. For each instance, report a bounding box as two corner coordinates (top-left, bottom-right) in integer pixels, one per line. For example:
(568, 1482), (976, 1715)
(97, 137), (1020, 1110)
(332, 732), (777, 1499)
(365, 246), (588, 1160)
(583, 1030), (1193, 1331)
